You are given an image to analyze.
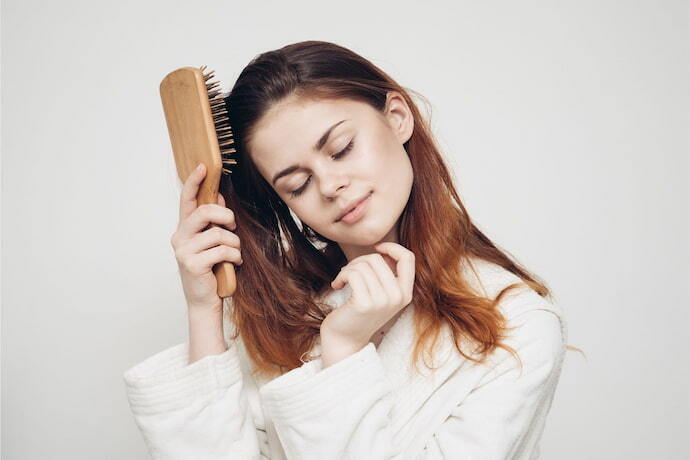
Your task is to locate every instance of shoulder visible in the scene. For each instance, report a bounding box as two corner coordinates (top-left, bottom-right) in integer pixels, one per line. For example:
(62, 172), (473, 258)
(509, 309), (564, 366)
(463, 256), (564, 319)
(461, 256), (529, 300)
(461, 256), (566, 364)
(463, 306), (565, 394)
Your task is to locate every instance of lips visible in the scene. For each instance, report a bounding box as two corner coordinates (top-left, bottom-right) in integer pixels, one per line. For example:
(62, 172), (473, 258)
(335, 192), (372, 222)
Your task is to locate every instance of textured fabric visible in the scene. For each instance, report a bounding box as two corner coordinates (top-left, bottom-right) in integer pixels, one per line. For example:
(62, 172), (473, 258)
(123, 257), (568, 459)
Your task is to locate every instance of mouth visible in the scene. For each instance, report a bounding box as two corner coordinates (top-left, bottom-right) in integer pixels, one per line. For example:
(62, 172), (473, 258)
(335, 191), (373, 224)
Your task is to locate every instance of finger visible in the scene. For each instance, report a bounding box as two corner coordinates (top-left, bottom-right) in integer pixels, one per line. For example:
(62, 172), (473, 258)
(217, 192), (226, 207)
(215, 193), (233, 229)
(374, 243), (415, 297)
(180, 204), (236, 237)
(179, 163), (206, 222)
(183, 226), (241, 255)
(350, 262), (387, 306)
(340, 269), (371, 307)
(331, 267), (348, 290)
(188, 244), (243, 273)
(364, 255), (401, 305)
(332, 265), (371, 297)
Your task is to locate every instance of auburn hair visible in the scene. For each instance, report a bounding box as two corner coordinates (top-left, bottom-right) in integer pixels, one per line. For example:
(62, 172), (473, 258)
(219, 40), (581, 381)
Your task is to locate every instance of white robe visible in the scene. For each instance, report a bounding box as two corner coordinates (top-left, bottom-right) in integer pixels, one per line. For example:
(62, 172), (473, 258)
(123, 257), (568, 459)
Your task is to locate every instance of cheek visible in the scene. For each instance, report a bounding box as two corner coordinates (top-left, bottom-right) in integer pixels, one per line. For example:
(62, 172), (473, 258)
(286, 203), (318, 229)
(373, 128), (405, 166)
(358, 140), (394, 177)
(371, 144), (411, 186)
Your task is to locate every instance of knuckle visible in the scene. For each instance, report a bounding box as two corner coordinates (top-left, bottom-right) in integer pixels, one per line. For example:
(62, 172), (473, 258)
(231, 246), (243, 262)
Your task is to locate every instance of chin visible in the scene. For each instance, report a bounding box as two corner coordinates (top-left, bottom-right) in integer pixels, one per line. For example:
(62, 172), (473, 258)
(336, 217), (399, 246)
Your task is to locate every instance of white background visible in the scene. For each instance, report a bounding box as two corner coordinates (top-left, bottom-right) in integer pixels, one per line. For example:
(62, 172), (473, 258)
(2, 1), (689, 458)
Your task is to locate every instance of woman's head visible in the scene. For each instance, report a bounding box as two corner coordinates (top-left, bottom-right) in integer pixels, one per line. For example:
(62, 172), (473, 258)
(220, 40), (553, 378)
(223, 41), (419, 263)
(248, 92), (414, 261)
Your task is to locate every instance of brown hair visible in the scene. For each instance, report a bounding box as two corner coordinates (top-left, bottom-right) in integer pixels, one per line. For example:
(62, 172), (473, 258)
(220, 40), (581, 380)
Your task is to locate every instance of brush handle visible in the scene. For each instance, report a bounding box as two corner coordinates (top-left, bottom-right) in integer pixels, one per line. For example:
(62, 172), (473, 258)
(194, 187), (237, 299)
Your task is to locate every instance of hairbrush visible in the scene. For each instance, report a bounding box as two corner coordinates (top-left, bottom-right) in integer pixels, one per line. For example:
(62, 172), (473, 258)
(159, 65), (237, 298)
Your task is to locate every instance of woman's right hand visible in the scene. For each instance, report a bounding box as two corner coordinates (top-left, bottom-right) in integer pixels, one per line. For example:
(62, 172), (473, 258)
(170, 163), (243, 314)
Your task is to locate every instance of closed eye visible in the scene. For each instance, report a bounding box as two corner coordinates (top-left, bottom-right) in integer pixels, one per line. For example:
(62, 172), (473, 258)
(288, 139), (355, 197)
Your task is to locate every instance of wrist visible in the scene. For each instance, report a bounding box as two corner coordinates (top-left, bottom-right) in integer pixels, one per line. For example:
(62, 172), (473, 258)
(319, 331), (367, 368)
(188, 304), (227, 364)
(188, 299), (224, 317)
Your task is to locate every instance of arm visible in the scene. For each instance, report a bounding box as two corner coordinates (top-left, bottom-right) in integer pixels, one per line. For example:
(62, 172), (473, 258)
(123, 308), (270, 459)
(414, 309), (566, 459)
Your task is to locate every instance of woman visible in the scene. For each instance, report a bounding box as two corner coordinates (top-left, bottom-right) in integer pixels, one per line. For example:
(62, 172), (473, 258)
(124, 40), (574, 459)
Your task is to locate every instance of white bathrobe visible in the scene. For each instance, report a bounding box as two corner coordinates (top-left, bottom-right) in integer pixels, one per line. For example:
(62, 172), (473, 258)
(123, 257), (568, 459)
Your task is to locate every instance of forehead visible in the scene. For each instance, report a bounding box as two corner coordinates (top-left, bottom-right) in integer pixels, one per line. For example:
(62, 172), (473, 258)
(248, 96), (372, 168)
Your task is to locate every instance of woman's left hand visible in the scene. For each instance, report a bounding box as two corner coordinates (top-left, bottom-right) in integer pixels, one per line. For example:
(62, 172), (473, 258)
(320, 242), (416, 355)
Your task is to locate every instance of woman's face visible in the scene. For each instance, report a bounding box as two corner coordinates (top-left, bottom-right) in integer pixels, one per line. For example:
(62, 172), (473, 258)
(247, 91), (414, 262)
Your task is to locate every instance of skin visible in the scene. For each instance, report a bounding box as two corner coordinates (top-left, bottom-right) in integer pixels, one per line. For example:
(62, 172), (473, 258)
(247, 91), (416, 361)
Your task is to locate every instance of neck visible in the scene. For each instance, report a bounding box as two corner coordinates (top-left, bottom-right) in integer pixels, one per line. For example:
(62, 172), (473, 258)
(339, 221), (400, 263)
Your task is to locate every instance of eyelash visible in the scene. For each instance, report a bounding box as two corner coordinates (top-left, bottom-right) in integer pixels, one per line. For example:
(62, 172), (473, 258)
(289, 140), (355, 197)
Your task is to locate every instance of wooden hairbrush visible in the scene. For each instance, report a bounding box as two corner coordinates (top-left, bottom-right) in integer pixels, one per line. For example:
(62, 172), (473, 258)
(159, 65), (238, 298)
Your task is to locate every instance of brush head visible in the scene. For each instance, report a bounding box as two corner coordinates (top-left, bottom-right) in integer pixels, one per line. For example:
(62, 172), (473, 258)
(159, 66), (237, 205)
(200, 65), (237, 176)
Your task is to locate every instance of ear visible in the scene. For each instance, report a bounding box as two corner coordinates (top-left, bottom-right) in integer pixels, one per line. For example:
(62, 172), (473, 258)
(383, 91), (414, 145)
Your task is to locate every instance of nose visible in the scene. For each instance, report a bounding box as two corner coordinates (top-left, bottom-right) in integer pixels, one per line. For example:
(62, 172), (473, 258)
(317, 167), (350, 199)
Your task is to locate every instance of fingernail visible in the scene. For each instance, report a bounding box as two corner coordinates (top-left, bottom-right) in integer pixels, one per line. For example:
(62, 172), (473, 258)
(196, 163), (203, 171)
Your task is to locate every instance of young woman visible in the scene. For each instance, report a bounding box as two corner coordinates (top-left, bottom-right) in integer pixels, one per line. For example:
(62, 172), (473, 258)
(124, 40), (574, 459)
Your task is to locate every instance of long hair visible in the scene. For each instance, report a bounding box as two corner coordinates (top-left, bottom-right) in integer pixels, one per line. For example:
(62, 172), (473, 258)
(219, 40), (579, 380)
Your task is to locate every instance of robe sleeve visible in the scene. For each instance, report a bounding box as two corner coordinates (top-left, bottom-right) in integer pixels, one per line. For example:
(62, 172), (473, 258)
(414, 309), (566, 459)
(123, 341), (270, 460)
(258, 342), (402, 460)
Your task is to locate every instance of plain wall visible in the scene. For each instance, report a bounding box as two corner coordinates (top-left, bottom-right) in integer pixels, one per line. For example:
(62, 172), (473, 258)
(2, 0), (689, 458)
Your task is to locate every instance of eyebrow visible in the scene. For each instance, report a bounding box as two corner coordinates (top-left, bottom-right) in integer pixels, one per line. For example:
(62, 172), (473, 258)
(271, 119), (348, 186)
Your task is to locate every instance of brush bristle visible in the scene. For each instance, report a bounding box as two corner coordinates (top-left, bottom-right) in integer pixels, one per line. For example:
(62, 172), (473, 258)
(201, 66), (237, 175)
